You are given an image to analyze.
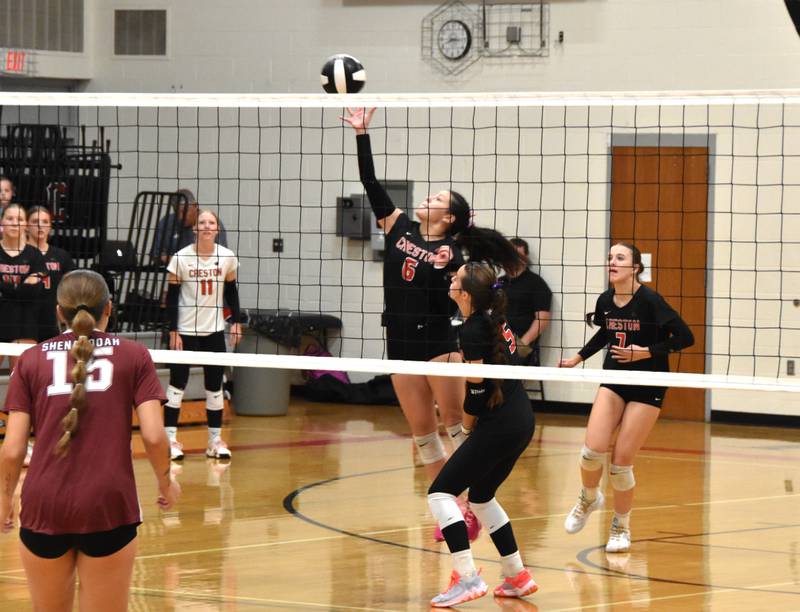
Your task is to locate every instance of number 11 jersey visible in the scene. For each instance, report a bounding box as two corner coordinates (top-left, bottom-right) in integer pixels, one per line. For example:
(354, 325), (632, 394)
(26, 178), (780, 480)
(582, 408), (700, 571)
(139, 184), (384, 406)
(167, 244), (239, 336)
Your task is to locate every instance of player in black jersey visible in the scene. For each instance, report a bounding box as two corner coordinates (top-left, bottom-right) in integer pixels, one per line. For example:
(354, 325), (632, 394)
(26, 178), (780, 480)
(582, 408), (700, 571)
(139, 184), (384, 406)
(27, 207), (75, 341)
(0, 204), (46, 364)
(427, 262), (537, 607)
(342, 107), (522, 541)
(558, 242), (694, 553)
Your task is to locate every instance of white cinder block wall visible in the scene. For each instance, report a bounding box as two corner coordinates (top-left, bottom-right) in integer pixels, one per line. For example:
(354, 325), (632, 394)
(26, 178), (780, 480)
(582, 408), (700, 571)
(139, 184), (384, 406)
(3, 0), (800, 413)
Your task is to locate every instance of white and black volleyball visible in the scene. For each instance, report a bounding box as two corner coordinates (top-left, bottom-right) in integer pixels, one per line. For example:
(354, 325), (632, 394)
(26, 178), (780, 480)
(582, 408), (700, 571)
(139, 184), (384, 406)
(320, 54), (366, 94)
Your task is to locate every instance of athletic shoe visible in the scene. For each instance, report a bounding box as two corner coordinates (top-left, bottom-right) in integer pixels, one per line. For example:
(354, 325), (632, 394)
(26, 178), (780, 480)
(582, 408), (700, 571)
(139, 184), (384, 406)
(494, 568), (539, 598)
(463, 507), (482, 542)
(431, 570), (488, 608)
(564, 490), (604, 534)
(605, 519), (631, 553)
(206, 437), (232, 459)
(170, 440), (184, 461)
(23, 441), (34, 467)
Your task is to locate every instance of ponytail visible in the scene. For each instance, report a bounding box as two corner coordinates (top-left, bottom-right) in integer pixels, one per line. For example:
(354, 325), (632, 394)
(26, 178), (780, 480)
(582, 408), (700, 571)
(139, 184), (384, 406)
(455, 225), (523, 271)
(54, 308), (96, 457)
(53, 269), (111, 458)
(485, 285), (510, 409)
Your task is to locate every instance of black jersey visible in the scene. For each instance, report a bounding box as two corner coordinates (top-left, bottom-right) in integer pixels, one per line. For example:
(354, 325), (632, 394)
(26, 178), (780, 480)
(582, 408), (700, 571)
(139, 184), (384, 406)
(383, 213), (464, 329)
(0, 244), (47, 341)
(578, 285), (694, 373)
(459, 313), (532, 429)
(356, 133), (464, 359)
(36, 246), (75, 340)
(501, 268), (552, 339)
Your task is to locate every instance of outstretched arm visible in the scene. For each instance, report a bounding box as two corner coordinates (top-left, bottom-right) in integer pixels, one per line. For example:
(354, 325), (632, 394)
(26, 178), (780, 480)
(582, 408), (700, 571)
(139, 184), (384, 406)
(341, 107), (402, 234)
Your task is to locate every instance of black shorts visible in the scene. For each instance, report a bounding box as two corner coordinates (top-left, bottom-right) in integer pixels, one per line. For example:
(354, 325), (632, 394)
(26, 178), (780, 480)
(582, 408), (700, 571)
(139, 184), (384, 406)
(19, 523), (139, 559)
(601, 383), (667, 408)
(385, 322), (458, 362)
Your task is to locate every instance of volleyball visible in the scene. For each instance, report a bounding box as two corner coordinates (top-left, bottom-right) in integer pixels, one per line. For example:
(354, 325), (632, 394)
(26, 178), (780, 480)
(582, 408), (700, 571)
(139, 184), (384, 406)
(320, 54), (366, 94)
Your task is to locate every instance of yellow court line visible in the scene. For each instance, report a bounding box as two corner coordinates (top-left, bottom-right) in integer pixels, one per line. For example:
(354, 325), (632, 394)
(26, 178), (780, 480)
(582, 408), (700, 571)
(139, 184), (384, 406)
(685, 492), (800, 506)
(131, 585), (399, 611)
(637, 452), (800, 470)
(136, 532), (352, 560)
(545, 580), (800, 612)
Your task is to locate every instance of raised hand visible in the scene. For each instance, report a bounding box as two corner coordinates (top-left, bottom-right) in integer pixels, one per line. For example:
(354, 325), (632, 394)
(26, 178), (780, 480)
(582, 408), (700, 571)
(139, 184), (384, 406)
(340, 107), (376, 134)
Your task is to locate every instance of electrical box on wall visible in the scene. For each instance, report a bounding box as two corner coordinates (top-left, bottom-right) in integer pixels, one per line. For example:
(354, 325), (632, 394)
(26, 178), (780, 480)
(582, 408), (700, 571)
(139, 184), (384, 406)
(336, 195), (371, 239)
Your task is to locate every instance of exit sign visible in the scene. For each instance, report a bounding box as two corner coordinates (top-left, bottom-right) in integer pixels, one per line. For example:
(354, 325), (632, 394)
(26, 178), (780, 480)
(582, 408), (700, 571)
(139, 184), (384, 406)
(0, 49), (31, 75)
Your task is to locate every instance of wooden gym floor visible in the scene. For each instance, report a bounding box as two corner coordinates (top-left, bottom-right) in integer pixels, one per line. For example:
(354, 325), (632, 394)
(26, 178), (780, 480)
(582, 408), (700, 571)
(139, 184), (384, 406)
(1, 398), (800, 611)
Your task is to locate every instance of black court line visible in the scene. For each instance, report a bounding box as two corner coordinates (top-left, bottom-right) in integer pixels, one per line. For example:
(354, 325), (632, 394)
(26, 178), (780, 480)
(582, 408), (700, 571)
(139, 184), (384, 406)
(282, 466), (800, 597)
(576, 523), (800, 596)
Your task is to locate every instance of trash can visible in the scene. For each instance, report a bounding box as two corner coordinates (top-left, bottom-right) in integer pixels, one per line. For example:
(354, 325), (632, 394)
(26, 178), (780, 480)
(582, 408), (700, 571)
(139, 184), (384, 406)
(233, 327), (292, 416)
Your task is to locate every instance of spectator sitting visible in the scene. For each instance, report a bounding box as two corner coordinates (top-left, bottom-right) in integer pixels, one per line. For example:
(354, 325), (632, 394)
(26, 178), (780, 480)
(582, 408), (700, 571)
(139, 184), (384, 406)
(152, 188), (228, 263)
(500, 237), (552, 366)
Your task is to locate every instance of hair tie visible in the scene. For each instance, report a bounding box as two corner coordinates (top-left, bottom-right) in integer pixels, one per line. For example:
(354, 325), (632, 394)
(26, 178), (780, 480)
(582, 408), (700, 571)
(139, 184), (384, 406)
(491, 281), (503, 291)
(75, 304), (91, 313)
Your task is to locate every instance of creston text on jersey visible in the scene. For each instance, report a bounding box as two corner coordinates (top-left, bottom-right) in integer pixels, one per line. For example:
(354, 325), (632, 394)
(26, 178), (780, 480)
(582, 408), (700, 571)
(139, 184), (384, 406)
(188, 267), (222, 278)
(40, 336), (121, 352)
(394, 236), (451, 269)
(606, 317), (641, 332)
(0, 263), (31, 276)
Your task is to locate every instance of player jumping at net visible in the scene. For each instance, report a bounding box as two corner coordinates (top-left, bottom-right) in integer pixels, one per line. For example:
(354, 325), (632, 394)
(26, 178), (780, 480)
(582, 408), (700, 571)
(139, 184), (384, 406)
(558, 242), (694, 552)
(165, 209), (244, 461)
(427, 261), (538, 608)
(0, 270), (180, 612)
(342, 107), (523, 542)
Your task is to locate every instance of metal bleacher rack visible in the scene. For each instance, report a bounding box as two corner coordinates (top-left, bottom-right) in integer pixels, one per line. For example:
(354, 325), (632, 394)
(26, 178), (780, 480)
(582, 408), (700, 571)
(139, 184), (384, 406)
(0, 123), (116, 269)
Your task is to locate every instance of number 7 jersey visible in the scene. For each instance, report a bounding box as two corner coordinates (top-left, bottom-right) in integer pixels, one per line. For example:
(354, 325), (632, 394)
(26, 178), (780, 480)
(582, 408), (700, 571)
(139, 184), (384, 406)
(167, 244), (239, 336)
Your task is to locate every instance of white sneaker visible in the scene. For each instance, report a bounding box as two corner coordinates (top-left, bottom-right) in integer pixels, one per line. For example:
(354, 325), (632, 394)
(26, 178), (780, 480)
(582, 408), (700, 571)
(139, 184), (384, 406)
(170, 439), (185, 461)
(206, 437), (231, 460)
(564, 490), (604, 534)
(605, 519), (631, 553)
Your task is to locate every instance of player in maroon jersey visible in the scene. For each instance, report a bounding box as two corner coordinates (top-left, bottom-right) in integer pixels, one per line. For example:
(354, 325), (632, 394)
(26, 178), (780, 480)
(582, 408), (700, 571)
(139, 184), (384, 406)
(0, 269), (180, 612)
(558, 243), (694, 553)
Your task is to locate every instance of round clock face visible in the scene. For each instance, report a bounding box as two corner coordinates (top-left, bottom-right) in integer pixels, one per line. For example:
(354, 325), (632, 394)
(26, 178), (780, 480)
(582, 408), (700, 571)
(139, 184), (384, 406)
(437, 19), (472, 61)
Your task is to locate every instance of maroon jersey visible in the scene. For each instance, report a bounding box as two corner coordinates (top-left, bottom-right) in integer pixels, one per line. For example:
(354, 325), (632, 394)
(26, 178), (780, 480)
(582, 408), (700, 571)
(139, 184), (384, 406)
(4, 331), (166, 534)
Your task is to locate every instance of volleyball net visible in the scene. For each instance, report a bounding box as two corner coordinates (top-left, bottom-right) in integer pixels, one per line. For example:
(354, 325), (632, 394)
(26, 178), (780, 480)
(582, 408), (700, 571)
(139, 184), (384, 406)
(0, 91), (798, 410)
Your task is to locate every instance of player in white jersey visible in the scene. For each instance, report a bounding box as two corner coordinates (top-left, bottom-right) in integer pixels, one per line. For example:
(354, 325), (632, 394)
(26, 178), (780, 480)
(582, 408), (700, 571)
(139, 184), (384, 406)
(164, 209), (244, 461)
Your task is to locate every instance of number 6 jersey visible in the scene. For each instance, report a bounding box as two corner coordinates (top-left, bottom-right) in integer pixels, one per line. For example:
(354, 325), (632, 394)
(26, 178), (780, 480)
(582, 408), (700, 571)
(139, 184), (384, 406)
(167, 244), (239, 336)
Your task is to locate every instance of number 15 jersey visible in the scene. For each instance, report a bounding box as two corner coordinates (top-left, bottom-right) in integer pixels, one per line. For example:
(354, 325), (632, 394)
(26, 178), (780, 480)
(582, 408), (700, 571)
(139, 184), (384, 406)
(167, 244), (239, 336)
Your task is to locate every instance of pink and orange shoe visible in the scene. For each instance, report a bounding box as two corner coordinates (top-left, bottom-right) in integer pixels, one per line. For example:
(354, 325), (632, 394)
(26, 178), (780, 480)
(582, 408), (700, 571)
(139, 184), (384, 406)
(431, 570), (488, 607)
(494, 568), (539, 598)
(458, 499), (482, 542)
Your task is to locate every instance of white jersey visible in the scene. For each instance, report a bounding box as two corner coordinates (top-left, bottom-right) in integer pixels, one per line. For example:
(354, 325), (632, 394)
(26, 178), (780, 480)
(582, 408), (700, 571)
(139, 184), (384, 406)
(167, 244), (239, 335)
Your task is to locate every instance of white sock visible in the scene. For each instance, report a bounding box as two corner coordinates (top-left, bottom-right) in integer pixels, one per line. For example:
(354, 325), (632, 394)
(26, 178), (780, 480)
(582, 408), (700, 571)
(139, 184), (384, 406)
(452, 549), (476, 577)
(165, 427), (177, 441)
(208, 427), (221, 445)
(500, 551), (524, 578)
(613, 511), (630, 529)
(582, 486), (598, 502)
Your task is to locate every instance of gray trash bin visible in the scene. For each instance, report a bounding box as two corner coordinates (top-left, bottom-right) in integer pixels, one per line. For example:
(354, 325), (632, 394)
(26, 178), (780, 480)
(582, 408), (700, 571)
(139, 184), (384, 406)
(233, 327), (291, 416)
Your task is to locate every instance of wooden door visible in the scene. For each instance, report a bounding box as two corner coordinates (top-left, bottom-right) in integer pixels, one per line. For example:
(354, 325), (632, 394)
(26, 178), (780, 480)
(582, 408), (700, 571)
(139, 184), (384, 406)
(611, 146), (708, 420)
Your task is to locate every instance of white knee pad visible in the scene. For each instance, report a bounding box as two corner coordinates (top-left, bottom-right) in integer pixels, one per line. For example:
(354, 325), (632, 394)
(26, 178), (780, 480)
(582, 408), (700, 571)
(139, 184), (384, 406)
(579, 445), (605, 472)
(413, 431), (446, 465)
(427, 492), (463, 530)
(469, 498), (509, 534)
(205, 389), (224, 411)
(609, 464), (635, 491)
(445, 423), (468, 450)
(166, 385), (185, 409)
